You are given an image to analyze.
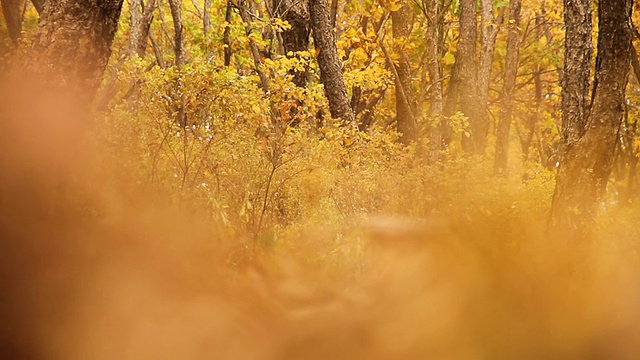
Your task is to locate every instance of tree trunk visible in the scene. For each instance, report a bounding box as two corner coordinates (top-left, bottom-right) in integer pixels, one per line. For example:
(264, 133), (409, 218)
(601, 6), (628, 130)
(458, 0), (481, 154)
(309, 0), (354, 123)
(391, 0), (416, 143)
(167, 0), (185, 67)
(136, 0), (157, 57)
(475, 0), (502, 155)
(548, 0), (632, 238)
(425, 0), (444, 161)
(273, 0), (310, 87)
(203, 0), (211, 36)
(223, 0), (232, 66)
(31, 0), (44, 14)
(29, 0), (124, 98)
(129, 0), (143, 58)
(1, 0), (22, 45)
(237, 0), (270, 91)
(561, 0), (592, 146)
(494, 0), (522, 173)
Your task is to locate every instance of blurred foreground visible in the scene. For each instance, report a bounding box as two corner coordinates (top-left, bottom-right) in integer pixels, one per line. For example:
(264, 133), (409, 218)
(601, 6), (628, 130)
(1, 84), (640, 360)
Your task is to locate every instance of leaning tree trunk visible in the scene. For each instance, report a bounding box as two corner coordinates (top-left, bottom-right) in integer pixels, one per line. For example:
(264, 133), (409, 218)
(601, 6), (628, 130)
(561, 0), (592, 146)
(309, 0), (354, 123)
(458, 0), (481, 154)
(548, 0), (632, 239)
(391, 0), (416, 143)
(29, 0), (124, 98)
(494, 0), (522, 174)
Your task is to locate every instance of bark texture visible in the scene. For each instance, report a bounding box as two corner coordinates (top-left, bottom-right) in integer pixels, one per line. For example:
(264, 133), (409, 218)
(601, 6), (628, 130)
(309, 0), (354, 123)
(391, 0), (416, 143)
(561, 0), (592, 146)
(494, 0), (522, 173)
(129, 0), (143, 58)
(458, 0), (481, 154)
(29, 0), (124, 97)
(549, 0), (633, 238)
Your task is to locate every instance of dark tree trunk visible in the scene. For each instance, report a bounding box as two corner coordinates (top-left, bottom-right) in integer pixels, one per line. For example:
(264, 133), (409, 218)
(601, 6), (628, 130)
(391, 0), (416, 143)
(548, 0), (633, 238)
(1, 0), (22, 45)
(458, 0), (481, 154)
(31, 0), (44, 14)
(309, 0), (354, 123)
(494, 0), (522, 173)
(561, 0), (592, 146)
(29, 0), (124, 97)
(223, 0), (232, 66)
(273, 0), (310, 87)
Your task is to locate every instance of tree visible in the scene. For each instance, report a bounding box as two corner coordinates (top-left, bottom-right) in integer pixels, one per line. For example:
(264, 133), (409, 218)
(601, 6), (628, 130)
(548, 0), (633, 238)
(561, 0), (592, 146)
(1, 0), (21, 45)
(494, 0), (522, 173)
(422, 0), (446, 161)
(309, 0), (354, 123)
(129, 0), (156, 58)
(29, 0), (125, 98)
(391, 0), (416, 143)
(457, 0), (481, 154)
(475, 0), (502, 155)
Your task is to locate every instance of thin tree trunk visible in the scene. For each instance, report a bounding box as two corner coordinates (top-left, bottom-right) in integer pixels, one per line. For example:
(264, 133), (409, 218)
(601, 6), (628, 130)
(168, 0), (186, 128)
(548, 0), (632, 239)
(309, 0), (354, 123)
(168, 0), (185, 67)
(203, 0), (211, 35)
(330, 0), (338, 28)
(425, 0), (444, 161)
(224, 0), (232, 66)
(237, 0), (270, 91)
(391, 0), (416, 143)
(494, 0), (522, 173)
(458, 0), (480, 154)
(561, 0), (592, 146)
